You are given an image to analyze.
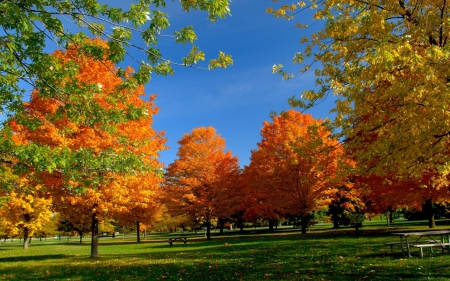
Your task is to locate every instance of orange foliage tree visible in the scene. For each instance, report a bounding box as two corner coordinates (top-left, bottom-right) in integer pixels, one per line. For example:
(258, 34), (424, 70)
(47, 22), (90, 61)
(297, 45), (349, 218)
(244, 110), (344, 233)
(9, 39), (166, 257)
(327, 183), (365, 229)
(113, 174), (164, 242)
(164, 127), (240, 239)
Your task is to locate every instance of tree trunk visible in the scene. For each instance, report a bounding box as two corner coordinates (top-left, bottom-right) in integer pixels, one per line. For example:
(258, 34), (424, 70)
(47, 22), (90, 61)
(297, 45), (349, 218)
(78, 230), (83, 243)
(300, 215), (308, 234)
(268, 219), (275, 232)
(205, 212), (212, 240)
(90, 212), (99, 258)
(333, 219), (340, 228)
(331, 212), (340, 229)
(238, 217), (244, 232)
(23, 226), (29, 249)
(425, 199), (436, 228)
(218, 218), (225, 235)
(206, 221), (211, 240)
(206, 223), (211, 240)
(23, 213), (31, 249)
(385, 211), (390, 226)
(136, 221), (141, 243)
(429, 214), (436, 228)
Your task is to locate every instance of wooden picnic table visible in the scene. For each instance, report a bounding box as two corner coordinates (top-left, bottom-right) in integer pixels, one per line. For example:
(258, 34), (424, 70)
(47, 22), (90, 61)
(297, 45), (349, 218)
(390, 230), (450, 258)
(168, 237), (187, 245)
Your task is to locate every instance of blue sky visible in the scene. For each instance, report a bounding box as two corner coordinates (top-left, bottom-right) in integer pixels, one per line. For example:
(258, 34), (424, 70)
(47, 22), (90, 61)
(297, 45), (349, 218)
(145, 0), (334, 168)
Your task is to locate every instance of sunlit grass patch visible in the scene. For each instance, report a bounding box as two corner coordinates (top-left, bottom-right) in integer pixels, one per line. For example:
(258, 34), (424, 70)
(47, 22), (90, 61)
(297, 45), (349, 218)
(2, 224), (450, 280)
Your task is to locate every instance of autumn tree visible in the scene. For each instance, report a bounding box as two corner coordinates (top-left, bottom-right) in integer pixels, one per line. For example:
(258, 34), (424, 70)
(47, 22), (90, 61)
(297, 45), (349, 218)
(10, 39), (166, 257)
(244, 110), (343, 234)
(152, 206), (193, 233)
(113, 174), (164, 242)
(226, 171), (249, 233)
(0, 181), (52, 249)
(328, 184), (365, 228)
(164, 127), (240, 240)
(268, 1), (450, 194)
(55, 200), (95, 243)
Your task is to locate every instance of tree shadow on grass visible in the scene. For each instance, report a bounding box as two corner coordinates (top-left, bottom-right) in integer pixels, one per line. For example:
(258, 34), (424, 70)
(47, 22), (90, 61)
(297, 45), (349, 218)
(0, 254), (68, 263)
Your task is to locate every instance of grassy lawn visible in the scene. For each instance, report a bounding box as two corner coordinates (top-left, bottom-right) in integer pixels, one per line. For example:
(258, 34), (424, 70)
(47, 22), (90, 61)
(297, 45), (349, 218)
(2, 220), (450, 280)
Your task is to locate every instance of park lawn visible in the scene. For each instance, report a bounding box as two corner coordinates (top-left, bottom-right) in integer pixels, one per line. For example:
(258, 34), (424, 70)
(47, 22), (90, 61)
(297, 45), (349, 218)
(1, 224), (450, 280)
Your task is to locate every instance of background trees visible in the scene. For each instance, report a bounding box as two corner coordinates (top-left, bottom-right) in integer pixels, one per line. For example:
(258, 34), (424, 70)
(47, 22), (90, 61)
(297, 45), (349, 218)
(164, 127), (240, 239)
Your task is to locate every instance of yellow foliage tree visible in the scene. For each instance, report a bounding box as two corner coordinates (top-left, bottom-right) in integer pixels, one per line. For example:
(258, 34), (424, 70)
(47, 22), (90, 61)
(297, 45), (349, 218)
(0, 183), (52, 249)
(269, 0), (450, 200)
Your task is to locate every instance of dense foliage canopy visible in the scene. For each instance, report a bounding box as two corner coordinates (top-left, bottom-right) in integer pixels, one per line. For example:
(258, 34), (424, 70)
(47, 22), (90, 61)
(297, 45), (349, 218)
(269, 0), (450, 186)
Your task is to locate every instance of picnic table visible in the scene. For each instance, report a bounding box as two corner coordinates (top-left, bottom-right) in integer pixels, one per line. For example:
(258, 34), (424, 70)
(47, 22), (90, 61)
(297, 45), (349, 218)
(389, 230), (450, 258)
(168, 237), (187, 246)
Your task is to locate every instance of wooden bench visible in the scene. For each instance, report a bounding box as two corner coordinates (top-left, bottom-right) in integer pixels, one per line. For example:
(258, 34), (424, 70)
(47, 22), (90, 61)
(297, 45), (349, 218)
(168, 237), (187, 246)
(413, 243), (450, 258)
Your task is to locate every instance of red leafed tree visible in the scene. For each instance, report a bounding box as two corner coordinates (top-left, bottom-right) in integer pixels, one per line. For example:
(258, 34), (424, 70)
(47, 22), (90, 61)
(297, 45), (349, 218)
(244, 110), (344, 233)
(164, 127), (240, 240)
(9, 39), (166, 257)
(354, 174), (421, 226)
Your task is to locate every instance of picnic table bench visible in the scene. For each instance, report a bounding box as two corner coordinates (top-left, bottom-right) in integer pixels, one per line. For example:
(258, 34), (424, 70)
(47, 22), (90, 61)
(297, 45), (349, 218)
(388, 230), (450, 258)
(168, 237), (187, 246)
(384, 240), (436, 254)
(413, 242), (450, 258)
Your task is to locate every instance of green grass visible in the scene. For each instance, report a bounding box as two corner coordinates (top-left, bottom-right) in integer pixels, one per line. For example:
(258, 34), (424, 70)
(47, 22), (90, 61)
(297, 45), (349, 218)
(2, 220), (450, 280)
